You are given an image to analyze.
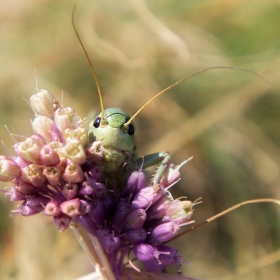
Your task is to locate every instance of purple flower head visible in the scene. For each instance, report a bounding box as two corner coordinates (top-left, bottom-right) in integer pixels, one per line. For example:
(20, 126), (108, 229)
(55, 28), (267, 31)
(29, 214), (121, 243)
(0, 89), (198, 279)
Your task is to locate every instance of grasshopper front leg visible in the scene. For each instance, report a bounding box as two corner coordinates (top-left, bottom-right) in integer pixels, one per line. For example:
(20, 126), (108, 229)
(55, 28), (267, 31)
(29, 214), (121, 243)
(136, 151), (171, 190)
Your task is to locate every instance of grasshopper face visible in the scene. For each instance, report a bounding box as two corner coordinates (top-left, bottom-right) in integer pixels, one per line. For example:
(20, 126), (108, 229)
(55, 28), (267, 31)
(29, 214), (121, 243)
(88, 107), (136, 154)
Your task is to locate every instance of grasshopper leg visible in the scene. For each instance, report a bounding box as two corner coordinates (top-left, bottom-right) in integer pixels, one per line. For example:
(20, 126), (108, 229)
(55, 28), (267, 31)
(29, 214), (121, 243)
(136, 151), (171, 190)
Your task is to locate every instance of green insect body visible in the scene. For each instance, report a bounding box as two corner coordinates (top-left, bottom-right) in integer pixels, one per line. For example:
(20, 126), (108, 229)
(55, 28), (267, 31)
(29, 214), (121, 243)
(88, 107), (137, 174)
(88, 107), (172, 189)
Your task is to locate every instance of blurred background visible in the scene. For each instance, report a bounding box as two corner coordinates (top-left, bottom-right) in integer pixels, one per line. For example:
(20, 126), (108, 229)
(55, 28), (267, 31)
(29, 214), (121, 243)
(0, 0), (280, 279)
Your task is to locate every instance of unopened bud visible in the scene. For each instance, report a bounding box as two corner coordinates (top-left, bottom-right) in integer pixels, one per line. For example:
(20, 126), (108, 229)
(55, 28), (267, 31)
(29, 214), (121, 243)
(40, 144), (60, 166)
(30, 89), (58, 117)
(131, 186), (164, 210)
(20, 195), (50, 216)
(122, 171), (146, 197)
(133, 243), (159, 261)
(62, 160), (85, 183)
(149, 221), (180, 244)
(62, 183), (78, 200)
(60, 198), (81, 217)
(21, 164), (45, 187)
(160, 159), (192, 188)
(64, 127), (88, 146)
(15, 134), (45, 164)
(54, 107), (81, 132)
(60, 138), (86, 164)
(54, 214), (71, 231)
(45, 199), (62, 216)
(0, 156), (21, 182)
(43, 166), (64, 186)
(124, 228), (147, 243)
(147, 194), (172, 221)
(125, 209), (146, 230)
(32, 116), (54, 142)
(101, 232), (121, 254)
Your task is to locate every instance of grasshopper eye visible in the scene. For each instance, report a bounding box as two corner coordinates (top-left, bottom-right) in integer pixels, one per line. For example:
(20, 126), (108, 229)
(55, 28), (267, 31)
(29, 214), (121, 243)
(127, 123), (134, 135)
(93, 117), (102, 128)
(125, 117), (134, 135)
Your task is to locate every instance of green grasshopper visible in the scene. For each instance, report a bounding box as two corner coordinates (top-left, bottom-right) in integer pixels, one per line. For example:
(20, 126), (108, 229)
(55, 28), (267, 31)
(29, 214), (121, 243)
(87, 106), (171, 188)
(71, 11), (177, 188)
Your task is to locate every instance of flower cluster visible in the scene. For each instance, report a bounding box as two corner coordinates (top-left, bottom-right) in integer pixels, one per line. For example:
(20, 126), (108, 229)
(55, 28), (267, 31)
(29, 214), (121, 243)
(0, 90), (196, 278)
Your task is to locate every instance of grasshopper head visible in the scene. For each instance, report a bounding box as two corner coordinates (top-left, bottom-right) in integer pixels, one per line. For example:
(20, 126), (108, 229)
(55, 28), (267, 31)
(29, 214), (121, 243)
(88, 107), (136, 153)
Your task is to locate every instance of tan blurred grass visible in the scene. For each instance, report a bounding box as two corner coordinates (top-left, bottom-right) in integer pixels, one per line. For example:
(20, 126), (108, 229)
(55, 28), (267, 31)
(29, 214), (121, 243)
(0, 0), (280, 279)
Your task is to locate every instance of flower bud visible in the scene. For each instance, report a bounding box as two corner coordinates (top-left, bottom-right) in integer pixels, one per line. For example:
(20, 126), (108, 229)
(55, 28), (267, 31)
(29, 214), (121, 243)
(155, 245), (182, 266)
(160, 159), (192, 188)
(99, 231), (121, 254)
(50, 123), (64, 142)
(30, 89), (57, 117)
(14, 156), (28, 168)
(149, 222), (180, 244)
(5, 186), (25, 201)
(124, 228), (147, 243)
(54, 107), (81, 132)
(147, 194), (172, 221)
(0, 156), (21, 182)
(165, 200), (193, 223)
(64, 127), (88, 146)
(54, 214), (71, 231)
(122, 171), (146, 197)
(79, 181), (94, 196)
(60, 198), (81, 217)
(125, 209), (146, 230)
(143, 245), (181, 273)
(80, 200), (92, 215)
(15, 181), (38, 195)
(133, 243), (159, 261)
(32, 116), (53, 142)
(45, 199), (62, 216)
(21, 164), (46, 187)
(40, 144), (60, 166)
(60, 138), (86, 164)
(15, 134), (45, 164)
(20, 195), (50, 216)
(62, 183), (78, 200)
(43, 166), (64, 186)
(131, 186), (164, 210)
(62, 160), (85, 183)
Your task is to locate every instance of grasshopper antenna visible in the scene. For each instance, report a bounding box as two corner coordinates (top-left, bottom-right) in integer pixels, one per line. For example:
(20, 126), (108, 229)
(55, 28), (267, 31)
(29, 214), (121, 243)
(124, 66), (273, 127)
(72, 5), (105, 121)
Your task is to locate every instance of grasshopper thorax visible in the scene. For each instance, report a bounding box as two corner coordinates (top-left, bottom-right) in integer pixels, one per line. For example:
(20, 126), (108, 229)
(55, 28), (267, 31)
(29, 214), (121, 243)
(88, 107), (136, 153)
